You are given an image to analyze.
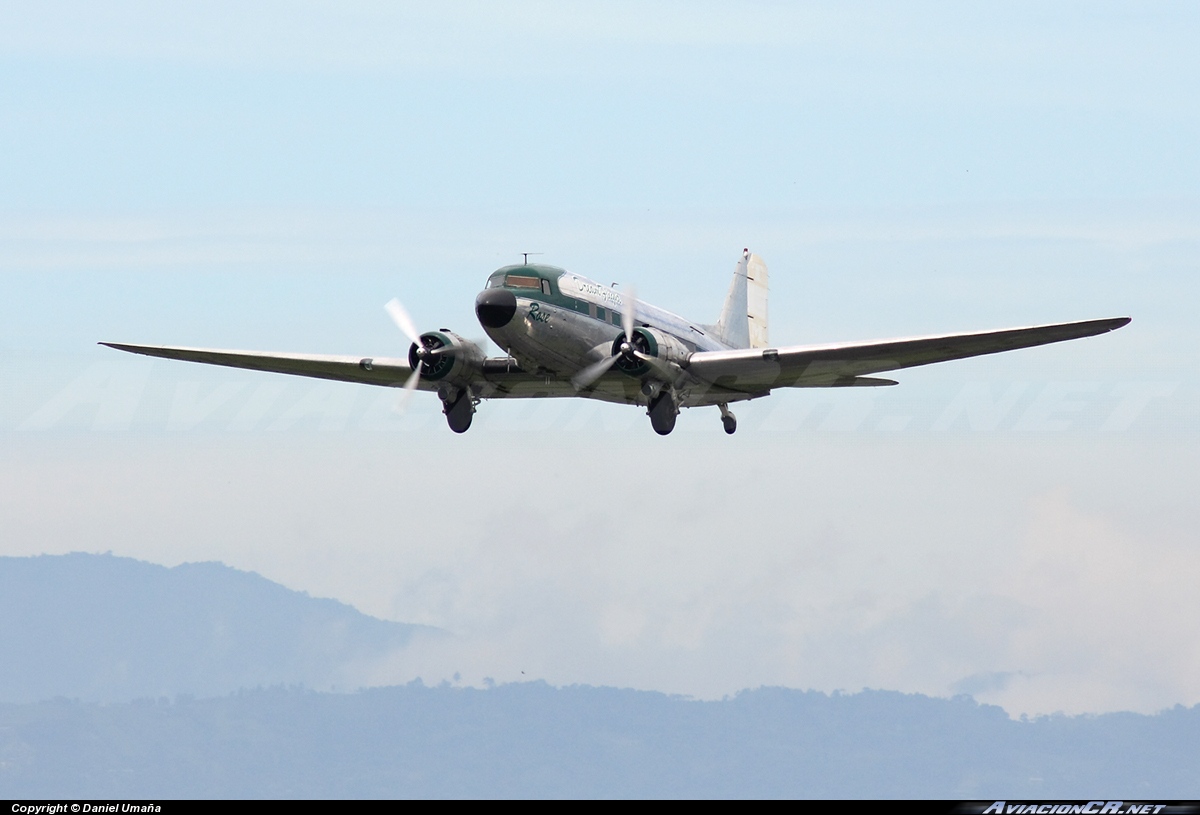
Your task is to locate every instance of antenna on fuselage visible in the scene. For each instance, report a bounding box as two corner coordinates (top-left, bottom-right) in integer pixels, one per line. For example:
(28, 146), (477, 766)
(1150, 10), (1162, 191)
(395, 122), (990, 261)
(521, 252), (543, 266)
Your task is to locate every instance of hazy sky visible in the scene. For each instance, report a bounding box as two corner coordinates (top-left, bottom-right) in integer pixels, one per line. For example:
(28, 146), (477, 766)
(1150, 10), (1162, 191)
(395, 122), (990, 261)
(2, 1), (1198, 716)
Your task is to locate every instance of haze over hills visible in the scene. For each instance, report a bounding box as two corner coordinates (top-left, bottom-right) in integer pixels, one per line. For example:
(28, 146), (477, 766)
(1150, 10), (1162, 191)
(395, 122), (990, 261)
(0, 553), (438, 702)
(2, 552), (1198, 797)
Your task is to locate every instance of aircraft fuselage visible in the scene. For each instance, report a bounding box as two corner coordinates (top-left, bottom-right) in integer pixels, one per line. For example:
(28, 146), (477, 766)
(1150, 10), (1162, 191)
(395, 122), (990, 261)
(474, 263), (730, 379)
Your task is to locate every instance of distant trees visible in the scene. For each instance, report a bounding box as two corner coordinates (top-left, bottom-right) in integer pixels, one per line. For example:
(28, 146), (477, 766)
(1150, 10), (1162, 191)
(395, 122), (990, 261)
(1, 683), (1197, 798)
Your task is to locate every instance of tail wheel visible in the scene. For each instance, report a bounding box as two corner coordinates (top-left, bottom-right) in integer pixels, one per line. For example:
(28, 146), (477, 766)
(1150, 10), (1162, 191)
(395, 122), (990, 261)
(719, 403), (737, 435)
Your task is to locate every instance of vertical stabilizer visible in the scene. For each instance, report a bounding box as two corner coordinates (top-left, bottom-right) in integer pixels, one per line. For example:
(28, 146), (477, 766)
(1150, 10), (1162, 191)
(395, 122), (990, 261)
(706, 249), (769, 349)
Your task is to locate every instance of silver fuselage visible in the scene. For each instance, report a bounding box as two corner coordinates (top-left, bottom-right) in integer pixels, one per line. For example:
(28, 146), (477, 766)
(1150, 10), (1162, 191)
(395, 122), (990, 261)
(475, 264), (745, 407)
(480, 266), (731, 367)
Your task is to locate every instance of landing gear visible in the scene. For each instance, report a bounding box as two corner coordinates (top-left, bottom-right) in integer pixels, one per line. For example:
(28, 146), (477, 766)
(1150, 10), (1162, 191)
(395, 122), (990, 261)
(442, 389), (475, 433)
(647, 391), (679, 436)
(719, 403), (737, 435)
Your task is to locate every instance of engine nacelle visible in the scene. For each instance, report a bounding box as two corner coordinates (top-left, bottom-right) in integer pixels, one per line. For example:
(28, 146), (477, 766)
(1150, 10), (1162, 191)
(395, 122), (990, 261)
(611, 327), (690, 378)
(408, 330), (485, 385)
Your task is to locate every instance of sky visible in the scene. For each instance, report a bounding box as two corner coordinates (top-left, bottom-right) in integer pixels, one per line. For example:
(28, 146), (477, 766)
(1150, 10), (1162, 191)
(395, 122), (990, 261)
(1, 1), (1198, 717)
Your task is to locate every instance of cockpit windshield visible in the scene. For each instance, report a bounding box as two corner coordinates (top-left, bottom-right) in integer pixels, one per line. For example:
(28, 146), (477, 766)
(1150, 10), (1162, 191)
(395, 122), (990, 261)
(505, 274), (542, 289)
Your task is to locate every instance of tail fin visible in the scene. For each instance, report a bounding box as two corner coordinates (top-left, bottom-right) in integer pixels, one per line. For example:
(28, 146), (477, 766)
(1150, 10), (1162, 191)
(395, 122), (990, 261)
(705, 248), (769, 349)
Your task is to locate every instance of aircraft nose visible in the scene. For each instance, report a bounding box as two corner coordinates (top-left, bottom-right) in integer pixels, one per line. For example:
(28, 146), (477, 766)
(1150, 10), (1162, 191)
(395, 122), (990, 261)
(475, 287), (518, 328)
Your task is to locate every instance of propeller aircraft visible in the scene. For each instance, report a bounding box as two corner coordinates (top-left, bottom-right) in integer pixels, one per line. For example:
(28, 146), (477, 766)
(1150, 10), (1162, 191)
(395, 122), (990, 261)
(103, 250), (1129, 435)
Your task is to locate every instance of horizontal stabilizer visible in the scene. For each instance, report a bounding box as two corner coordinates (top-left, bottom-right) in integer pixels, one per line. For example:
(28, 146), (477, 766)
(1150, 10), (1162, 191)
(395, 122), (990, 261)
(833, 376), (898, 387)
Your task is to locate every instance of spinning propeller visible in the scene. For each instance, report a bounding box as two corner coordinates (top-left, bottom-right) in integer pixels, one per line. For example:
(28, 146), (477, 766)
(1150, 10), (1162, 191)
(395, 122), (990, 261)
(384, 297), (473, 409)
(571, 287), (675, 390)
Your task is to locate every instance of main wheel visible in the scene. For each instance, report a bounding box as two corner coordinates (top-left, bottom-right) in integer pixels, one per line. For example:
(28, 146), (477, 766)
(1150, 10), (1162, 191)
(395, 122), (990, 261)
(647, 392), (678, 436)
(722, 414), (737, 435)
(444, 391), (474, 433)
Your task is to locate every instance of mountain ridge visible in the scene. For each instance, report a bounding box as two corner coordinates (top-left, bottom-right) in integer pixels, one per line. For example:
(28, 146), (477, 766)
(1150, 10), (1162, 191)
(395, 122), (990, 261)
(0, 552), (437, 702)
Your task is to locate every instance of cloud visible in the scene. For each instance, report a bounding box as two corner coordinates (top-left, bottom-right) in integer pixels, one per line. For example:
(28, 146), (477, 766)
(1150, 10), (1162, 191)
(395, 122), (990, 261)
(973, 491), (1200, 714)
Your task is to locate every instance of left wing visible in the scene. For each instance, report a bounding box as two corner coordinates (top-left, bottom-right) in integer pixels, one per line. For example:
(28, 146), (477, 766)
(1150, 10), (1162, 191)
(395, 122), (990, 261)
(683, 317), (1131, 392)
(99, 342), (426, 389)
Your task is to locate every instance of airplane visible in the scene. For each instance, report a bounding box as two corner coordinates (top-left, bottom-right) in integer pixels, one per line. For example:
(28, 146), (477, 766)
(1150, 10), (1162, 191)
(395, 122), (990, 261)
(102, 249), (1130, 435)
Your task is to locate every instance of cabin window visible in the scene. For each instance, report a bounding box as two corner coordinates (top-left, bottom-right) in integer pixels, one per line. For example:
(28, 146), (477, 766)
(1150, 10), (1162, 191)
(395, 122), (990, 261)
(597, 307), (606, 321)
(505, 274), (541, 289)
(541, 279), (552, 295)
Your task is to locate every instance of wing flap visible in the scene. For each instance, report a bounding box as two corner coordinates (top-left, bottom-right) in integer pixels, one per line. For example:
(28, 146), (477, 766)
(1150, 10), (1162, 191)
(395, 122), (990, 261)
(100, 342), (422, 388)
(684, 317), (1130, 391)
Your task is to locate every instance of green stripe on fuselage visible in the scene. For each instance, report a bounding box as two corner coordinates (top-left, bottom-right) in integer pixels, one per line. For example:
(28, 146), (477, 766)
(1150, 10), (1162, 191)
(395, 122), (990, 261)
(487, 264), (626, 331)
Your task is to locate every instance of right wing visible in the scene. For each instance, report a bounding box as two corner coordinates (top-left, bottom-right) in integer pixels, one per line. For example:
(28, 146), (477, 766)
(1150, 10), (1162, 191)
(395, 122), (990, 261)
(683, 317), (1131, 392)
(99, 342), (428, 389)
(100, 341), (638, 403)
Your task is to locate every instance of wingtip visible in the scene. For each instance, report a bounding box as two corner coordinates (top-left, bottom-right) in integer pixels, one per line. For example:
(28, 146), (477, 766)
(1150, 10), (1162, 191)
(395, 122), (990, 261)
(99, 342), (144, 355)
(1083, 317), (1131, 333)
